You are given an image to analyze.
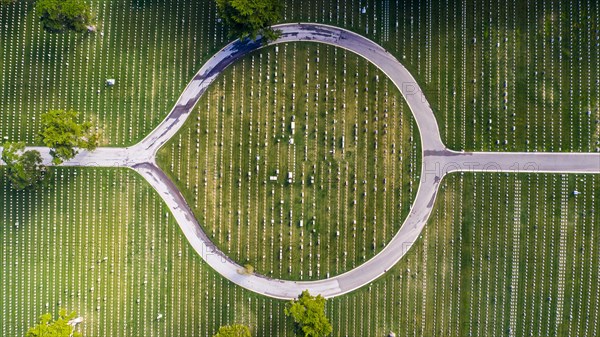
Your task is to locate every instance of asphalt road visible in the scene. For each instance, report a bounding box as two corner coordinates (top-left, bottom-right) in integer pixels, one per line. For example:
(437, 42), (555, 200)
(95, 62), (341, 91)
(1, 23), (598, 299)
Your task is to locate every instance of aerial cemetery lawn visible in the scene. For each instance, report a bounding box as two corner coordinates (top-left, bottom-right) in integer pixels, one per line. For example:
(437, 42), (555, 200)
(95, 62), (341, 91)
(0, 0), (373, 147)
(2, 0), (596, 151)
(1, 0), (599, 335)
(156, 42), (422, 280)
(0, 0), (228, 146)
(2, 169), (597, 336)
(0, 168), (293, 336)
(329, 173), (599, 336)
(394, 0), (600, 152)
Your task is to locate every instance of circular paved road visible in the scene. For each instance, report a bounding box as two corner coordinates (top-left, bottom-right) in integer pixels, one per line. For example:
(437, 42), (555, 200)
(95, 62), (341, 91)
(132, 23), (598, 299)
(131, 23), (447, 299)
(2, 23), (599, 300)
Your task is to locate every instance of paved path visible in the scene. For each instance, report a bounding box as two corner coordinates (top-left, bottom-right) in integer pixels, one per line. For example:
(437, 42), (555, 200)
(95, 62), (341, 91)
(1, 23), (599, 299)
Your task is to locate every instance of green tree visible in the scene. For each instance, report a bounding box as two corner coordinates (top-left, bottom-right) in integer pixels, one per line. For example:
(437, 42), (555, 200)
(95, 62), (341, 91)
(35, 0), (92, 33)
(284, 290), (332, 337)
(25, 309), (82, 337)
(39, 109), (99, 165)
(213, 324), (251, 337)
(216, 0), (282, 43)
(2, 142), (48, 190)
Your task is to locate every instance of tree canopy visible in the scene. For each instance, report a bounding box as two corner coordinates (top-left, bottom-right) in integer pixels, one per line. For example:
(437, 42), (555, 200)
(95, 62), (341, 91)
(35, 0), (92, 33)
(284, 290), (332, 337)
(39, 109), (99, 165)
(213, 324), (251, 337)
(216, 0), (282, 42)
(2, 142), (48, 190)
(25, 309), (82, 337)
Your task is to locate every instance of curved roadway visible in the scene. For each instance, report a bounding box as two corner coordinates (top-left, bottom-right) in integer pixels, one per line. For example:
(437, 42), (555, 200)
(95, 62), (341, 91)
(2, 23), (599, 299)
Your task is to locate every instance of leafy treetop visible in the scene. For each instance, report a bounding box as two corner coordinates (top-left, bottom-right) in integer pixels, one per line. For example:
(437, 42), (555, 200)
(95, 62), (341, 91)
(25, 309), (82, 337)
(39, 109), (99, 165)
(213, 324), (251, 337)
(216, 0), (282, 43)
(35, 0), (92, 33)
(2, 141), (48, 190)
(284, 290), (333, 337)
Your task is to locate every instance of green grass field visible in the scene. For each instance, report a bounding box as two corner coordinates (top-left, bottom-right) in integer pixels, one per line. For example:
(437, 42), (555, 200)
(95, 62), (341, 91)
(0, 0), (378, 147)
(1, 0), (599, 336)
(3, 0), (596, 150)
(0, 168), (292, 336)
(0, 0), (230, 146)
(328, 173), (600, 336)
(157, 42), (421, 280)
(385, 0), (600, 152)
(2, 169), (597, 336)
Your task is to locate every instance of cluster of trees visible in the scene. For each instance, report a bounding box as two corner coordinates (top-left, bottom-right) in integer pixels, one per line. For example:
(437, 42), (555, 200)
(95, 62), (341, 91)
(11, 0), (282, 38)
(216, 0), (282, 43)
(26, 290), (331, 337)
(211, 290), (332, 337)
(2, 110), (98, 190)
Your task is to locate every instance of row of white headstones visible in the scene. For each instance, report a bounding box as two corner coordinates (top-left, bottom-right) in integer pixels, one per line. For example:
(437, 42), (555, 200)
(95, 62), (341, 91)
(0, 0), (229, 146)
(0, 170), (183, 336)
(167, 41), (419, 280)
